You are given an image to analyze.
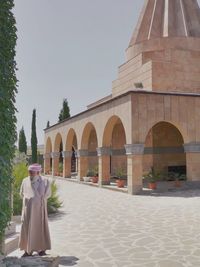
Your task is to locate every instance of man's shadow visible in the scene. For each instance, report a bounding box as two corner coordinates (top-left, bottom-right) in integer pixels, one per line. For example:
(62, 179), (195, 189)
(59, 256), (79, 266)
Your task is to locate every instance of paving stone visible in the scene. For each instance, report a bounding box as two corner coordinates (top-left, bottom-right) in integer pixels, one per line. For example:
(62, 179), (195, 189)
(9, 179), (200, 266)
(158, 260), (185, 267)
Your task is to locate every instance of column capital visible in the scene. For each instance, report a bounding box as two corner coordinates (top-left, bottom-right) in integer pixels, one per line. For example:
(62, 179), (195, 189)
(62, 151), (72, 158)
(51, 152), (60, 159)
(184, 142), (200, 153)
(43, 153), (51, 159)
(97, 147), (111, 156)
(76, 149), (88, 158)
(125, 144), (144, 155)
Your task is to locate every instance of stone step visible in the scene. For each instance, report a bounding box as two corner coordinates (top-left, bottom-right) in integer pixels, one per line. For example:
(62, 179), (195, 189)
(5, 222), (16, 237)
(0, 255), (60, 267)
(4, 232), (19, 255)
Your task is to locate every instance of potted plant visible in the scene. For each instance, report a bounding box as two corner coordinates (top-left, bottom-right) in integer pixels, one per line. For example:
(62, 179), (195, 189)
(114, 167), (127, 188)
(59, 162), (63, 176)
(143, 167), (160, 190)
(168, 172), (186, 187)
(83, 170), (93, 182)
(91, 165), (99, 183)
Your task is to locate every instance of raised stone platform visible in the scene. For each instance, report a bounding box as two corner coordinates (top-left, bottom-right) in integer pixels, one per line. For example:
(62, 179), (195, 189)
(0, 255), (60, 267)
(3, 222), (19, 255)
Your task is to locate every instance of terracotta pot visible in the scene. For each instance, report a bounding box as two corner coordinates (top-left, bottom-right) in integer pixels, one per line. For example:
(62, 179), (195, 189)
(116, 179), (125, 188)
(148, 182), (157, 190)
(60, 173), (63, 177)
(92, 176), (98, 183)
(175, 180), (181, 188)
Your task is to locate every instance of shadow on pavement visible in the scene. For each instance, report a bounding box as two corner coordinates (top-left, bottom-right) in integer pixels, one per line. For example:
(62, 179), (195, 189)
(59, 256), (79, 266)
(135, 181), (200, 198)
(48, 211), (68, 221)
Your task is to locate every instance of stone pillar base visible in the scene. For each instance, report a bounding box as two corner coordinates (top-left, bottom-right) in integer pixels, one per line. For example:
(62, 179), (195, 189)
(125, 144), (144, 195)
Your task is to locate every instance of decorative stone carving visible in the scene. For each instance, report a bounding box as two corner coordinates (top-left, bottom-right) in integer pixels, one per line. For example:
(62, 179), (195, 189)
(125, 144), (144, 155)
(51, 152), (60, 159)
(96, 147), (111, 156)
(62, 151), (72, 158)
(76, 149), (88, 158)
(184, 143), (200, 153)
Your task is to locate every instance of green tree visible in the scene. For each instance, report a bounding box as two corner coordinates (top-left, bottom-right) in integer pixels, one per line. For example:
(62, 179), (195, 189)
(58, 98), (70, 122)
(46, 120), (50, 128)
(0, 0), (18, 245)
(31, 109), (38, 163)
(18, 127), (27, 154)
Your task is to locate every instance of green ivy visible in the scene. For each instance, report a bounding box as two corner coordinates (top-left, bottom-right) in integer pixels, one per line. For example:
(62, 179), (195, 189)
(0, 0), (17, 245)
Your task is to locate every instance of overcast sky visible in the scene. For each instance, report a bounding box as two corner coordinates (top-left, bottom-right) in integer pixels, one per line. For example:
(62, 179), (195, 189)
(13, 0), (200, 146)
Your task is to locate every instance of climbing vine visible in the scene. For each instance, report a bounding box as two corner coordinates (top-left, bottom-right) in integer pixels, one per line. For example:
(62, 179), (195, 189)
(0, 0), (18, 244)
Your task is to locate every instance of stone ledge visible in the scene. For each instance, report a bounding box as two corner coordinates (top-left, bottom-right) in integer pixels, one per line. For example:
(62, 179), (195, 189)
(4, 233), (19, 255)
(1, 255), (60, 267)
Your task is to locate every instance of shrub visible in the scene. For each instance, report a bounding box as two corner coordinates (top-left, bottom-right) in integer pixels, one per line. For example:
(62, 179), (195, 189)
(47, 181), (62, 214)
(12, 163), (62, 215)
(12, 162), (28, 216)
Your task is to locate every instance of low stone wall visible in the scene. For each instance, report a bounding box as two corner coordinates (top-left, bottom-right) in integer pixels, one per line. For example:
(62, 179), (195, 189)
(0, 255), (60, 267)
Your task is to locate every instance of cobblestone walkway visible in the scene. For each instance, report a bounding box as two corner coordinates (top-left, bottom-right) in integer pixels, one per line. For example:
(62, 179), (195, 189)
(11, 179), (200, 267)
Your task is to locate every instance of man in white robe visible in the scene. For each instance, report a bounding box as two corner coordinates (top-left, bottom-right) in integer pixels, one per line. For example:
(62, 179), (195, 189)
(19, 164), (51, 257)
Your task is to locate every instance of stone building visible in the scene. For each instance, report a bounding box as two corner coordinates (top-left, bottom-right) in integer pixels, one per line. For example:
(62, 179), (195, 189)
(44, 0), (200, 194)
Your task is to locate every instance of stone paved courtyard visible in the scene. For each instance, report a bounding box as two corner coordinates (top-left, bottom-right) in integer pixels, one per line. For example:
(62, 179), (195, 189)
(10, 179), (200, 267)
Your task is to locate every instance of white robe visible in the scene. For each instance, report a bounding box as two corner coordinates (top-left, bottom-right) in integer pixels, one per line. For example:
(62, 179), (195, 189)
(19, 176), (51, 253)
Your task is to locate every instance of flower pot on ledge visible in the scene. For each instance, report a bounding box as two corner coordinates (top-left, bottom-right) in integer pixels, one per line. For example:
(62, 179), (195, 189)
(116, 179), (126, 188)
(148, 182), (157, 190)
(92, 176), (98, 183)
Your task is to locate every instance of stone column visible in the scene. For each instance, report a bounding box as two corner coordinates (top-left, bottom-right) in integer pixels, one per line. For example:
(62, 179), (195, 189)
(125, 144), (144, 195)
(51, 152), (60, 177)
(77, 150), (88, 181)
(62, 151), (72, 178)
(97, 147), (111, 187)
(43, 153), (51, 174)
(184, 143), (200, 181)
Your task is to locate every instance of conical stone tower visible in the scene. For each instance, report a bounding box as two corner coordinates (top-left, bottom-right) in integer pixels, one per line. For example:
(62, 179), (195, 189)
(112, 0), (200, 96)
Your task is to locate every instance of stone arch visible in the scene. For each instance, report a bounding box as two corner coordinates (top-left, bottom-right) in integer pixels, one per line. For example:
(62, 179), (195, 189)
(102, 116), (127, 179)
(144, 120), (188, 144)
(54, 133), (63, 152)
(53, 133), (63, 176)
(65, 128), (78, 151)
(102, 115), (127, 147)
(45, 137), (52, 153)
(81, 122), (98, 175)
(44, 137), (53, 174)
(143, 121), (186, 178)
(81, 122), (98, 149)
(65, 128), (78, 175)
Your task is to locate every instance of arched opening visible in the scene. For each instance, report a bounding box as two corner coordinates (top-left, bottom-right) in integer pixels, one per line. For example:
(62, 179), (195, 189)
(81, 123), (98, 179)
(54, 133), (63, 176)
(143, 121), (186, 181)
(103, 116), (127, 185)
(45, 137), (52, 174)
(66, 129), (78, 177)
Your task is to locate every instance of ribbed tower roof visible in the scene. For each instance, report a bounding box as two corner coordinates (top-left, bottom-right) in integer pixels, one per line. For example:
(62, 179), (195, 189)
(129, 0), (200, 47)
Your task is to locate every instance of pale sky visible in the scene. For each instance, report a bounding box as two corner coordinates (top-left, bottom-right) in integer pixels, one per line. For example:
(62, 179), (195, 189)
(13, 0), (200, 145)
(13, 0), (143, 145)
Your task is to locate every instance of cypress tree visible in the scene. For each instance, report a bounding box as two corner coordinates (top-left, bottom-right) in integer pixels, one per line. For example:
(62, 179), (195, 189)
(58, 98), (70, 122)
(0, 0), (18, 243)
(18, 127), (27, 154)
(31, 109), (38, 163)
